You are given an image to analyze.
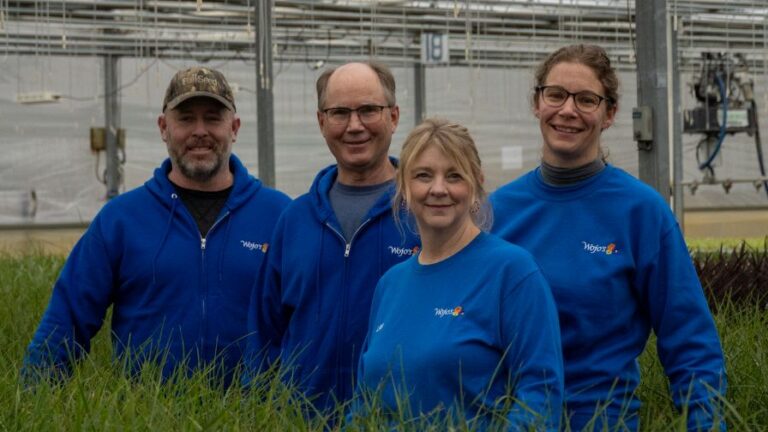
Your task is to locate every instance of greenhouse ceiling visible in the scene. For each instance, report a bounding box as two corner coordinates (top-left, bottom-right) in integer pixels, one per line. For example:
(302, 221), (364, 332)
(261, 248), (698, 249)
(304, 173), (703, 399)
(1, 1), (767, 72)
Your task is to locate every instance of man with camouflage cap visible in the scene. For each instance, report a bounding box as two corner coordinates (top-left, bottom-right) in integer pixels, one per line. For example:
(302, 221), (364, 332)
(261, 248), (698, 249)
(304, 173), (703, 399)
(23, 67), (291, 384)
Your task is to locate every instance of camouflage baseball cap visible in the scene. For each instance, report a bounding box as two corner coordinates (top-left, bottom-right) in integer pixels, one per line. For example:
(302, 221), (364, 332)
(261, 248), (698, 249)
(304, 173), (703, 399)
(162, 67), (236, 112)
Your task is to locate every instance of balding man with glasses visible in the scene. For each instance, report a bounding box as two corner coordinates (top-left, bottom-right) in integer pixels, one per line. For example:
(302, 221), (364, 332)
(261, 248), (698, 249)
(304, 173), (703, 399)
(244, 61), (420, 413)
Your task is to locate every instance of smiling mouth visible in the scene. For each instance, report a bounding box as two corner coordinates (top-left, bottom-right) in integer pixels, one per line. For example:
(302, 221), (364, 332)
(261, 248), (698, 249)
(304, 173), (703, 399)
(186, 146), (214, 156)
(551, 124), (582, 134)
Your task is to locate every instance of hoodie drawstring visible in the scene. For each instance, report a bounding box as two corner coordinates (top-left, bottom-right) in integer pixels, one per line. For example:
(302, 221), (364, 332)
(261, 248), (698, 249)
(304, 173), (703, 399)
(315, 227), (325, 321)
(218, 215), (232, 282)
(153, 193), (178, 284)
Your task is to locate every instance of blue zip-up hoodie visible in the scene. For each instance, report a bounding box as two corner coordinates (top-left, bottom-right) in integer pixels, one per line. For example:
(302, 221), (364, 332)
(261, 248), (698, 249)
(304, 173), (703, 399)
(246, 160), (421, 411)
(23, 155), (291, 382)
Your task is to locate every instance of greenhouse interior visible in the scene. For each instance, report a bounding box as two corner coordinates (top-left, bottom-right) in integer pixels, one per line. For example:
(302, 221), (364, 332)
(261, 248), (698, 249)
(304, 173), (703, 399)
(1, 0), (767, 238)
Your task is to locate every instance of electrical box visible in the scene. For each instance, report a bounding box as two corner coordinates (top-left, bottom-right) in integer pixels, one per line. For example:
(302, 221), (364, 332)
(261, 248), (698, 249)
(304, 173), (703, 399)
(682, 106), (755, 135)
(632, 106), (653, 141)
(90, 127), (126, 152)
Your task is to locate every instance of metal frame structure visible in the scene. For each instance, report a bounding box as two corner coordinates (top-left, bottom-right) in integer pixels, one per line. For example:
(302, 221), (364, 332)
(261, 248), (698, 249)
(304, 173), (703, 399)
(2, 0), (768, 226)
(1, 1), (767, 73)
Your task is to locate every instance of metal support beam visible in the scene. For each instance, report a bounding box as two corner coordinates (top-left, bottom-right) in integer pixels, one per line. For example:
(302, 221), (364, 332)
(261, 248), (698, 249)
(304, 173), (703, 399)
(414, 62), (426, 125)
(635, 0), (671, 203)
(255, 0), (275, 188)
(104, 55), (121, 199)
(670, 19), (684, 229)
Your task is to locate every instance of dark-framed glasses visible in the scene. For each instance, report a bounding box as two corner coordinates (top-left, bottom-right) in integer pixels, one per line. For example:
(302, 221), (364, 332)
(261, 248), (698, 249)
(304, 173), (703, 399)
(322, 104), (391, 126)
(536, 85), (612, 113)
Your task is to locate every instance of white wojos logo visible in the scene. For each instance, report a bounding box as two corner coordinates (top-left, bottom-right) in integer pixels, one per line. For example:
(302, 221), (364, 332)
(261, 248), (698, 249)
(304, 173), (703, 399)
(240, 240), (269, 253)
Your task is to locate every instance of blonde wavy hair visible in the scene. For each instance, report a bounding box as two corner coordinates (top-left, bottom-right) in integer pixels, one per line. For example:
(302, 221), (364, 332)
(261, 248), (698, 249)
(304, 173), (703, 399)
(394, 117), (492, 235)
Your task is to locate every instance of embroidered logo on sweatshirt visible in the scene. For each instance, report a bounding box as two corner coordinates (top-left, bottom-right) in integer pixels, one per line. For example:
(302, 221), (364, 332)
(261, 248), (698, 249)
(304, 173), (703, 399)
(240, 240), (269, 253)
(388, 245), (420, 257)
(581, 241), (618, 255)
(434, 306), (464, 318)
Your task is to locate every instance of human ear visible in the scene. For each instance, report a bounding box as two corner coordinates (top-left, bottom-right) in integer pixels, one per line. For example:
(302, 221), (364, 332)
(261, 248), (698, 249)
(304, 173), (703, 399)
(158, 114), (169, 142)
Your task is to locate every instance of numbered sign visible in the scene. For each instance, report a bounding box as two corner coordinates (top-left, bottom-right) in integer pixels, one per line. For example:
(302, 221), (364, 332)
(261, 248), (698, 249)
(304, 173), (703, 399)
(421, 33), (449, 64)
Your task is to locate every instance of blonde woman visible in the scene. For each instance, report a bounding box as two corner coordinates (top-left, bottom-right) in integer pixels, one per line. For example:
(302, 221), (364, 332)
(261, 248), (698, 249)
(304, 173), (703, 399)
(356, 118), (564, 430)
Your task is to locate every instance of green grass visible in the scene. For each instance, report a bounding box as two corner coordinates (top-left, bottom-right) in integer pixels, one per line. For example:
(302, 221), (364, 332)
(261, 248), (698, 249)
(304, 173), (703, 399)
(1, 252), (766, 431)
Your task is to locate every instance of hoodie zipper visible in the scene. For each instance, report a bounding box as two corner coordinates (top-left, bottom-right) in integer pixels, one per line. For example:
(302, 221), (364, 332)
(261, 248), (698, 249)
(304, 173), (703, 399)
(324, 218), (372, 258)
(323, 217), (373, 399)
(199, 210), (230, 360)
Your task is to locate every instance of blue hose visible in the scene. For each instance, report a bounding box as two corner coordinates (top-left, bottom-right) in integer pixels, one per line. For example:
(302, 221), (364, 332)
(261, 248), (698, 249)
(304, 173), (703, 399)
(698, 74), (728, 171)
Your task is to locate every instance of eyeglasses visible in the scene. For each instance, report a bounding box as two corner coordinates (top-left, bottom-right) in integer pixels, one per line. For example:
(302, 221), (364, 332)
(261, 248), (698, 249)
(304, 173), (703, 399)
(321, 104), (391, 126)
(536, 85), (612, 113)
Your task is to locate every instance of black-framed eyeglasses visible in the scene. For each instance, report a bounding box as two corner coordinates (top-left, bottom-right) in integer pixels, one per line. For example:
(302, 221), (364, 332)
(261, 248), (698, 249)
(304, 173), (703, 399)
(321, 104), (391, 126)
(536, 85), (612, 113)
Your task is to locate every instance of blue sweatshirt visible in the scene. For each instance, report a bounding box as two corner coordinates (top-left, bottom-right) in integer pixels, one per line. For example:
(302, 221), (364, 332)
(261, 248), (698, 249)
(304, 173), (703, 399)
(490, 165), (726, 431)
(245, 161), (421, 411)
(358, 233), (564, 431)
(23, 155), (291, 382)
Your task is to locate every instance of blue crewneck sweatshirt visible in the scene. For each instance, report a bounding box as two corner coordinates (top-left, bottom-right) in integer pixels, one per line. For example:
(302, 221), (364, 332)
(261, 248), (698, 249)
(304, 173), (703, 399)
(23, 155), (291, 383)
(357, 233), (564, 431)
(245, 158), (421, 411)
(490, 164), (726, 431)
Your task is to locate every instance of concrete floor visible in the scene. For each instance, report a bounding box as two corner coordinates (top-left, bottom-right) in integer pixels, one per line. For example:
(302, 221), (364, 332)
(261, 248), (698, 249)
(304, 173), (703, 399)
(0, 209), (766, 255)
(683, 209), (768, 239)
(0, 227), (85, 255)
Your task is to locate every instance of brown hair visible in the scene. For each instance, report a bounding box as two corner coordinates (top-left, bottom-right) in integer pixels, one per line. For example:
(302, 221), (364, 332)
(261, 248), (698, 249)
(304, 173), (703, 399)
(534, 44), (619, 110)
(315, 61), (397, 110)
(394, 118), (492, 234)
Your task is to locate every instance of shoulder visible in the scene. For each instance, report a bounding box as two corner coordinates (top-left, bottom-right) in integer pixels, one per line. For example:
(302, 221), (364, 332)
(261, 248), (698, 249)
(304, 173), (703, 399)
(378, 256), (414, 283)
(492, 170), (536, 197)
(97, 185), (154, 218)
(253, 185), (292, 208)
(490, 170), (538, 212)
(469, 235), (548, 296)
(269, 192), (321, 233)
(603, 166), (661, 200)
(281, 191), (313, 214)
(476, 234), (539, 267)
(602, 166), (676, 222)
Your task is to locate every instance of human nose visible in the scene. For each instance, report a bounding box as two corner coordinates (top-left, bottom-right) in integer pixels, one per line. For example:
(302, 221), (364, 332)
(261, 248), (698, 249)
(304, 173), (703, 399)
(558, 94), (579, 115)
(346, 110), (365, 131)
(192, 118), (208, 137)
(429, 176), (448, 196)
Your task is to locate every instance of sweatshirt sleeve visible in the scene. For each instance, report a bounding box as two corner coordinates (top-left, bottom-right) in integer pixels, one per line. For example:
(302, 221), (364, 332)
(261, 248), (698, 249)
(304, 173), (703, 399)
(244, 214), (289, 384)
(501, 269), (564, 432)
(639, 225), (727, 431)
(21, 217), (115, 382)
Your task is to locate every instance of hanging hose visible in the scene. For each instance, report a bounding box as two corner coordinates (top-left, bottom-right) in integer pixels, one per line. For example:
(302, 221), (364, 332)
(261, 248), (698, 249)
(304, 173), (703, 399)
(750, 99), (768, 198)
(698, 73), (728, 171)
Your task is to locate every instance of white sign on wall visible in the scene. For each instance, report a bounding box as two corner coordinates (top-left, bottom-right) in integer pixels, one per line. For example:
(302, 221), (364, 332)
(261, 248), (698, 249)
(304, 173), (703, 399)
(502, 146), (524, 171)
(421, 33), (449, 64)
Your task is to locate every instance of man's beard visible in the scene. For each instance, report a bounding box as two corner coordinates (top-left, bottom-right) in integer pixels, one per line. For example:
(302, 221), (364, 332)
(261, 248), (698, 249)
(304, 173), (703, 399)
(170, 142), (227, 183)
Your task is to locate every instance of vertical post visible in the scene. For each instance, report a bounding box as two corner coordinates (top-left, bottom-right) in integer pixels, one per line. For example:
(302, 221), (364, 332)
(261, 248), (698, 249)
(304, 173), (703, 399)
(635, 0), (671, 203)
(670, 20), (684, 229)
(414, 62), (426, 125)
(255, 0), (275, 187)
(104, 55), (120, 199)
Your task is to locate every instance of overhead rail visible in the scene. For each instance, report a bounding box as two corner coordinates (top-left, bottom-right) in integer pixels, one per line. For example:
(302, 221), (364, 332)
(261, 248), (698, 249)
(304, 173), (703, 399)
(0, 1), (766, 72)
